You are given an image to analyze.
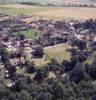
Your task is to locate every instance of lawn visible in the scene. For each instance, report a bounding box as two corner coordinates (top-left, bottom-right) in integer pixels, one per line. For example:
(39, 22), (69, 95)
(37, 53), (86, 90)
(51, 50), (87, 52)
(23, 29), (38, 38)
(44, 43), (71, 62)
(33, 43), (72, 67)
(12, 29), (38, 38)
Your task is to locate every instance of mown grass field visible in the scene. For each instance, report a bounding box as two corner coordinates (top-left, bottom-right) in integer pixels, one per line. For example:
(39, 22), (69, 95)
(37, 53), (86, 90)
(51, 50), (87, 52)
(23, 29), (38, 38)
(33, 44), (72, 67)
(12, 29), (38, 38)
(44, 44), (71, 62)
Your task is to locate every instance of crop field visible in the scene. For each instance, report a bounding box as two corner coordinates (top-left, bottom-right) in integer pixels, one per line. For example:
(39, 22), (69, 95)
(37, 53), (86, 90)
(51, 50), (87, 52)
(0, 4), (96, 20)
(33, 44), (72, 67)
(37, 7), (96, 20)
(0, 4), (56, 15)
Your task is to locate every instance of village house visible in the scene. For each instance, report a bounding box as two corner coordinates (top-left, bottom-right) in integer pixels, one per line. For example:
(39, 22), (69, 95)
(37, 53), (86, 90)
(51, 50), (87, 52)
(9, 57), (25, 67)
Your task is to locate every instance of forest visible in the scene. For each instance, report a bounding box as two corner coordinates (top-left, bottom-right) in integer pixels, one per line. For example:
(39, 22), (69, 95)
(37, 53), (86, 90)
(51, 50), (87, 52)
(1, 44), (96, 100)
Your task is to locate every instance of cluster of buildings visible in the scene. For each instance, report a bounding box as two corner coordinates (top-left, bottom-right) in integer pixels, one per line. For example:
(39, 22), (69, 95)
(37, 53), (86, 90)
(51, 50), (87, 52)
(29, 18), (96, 45)
(0, 14), (96, 79)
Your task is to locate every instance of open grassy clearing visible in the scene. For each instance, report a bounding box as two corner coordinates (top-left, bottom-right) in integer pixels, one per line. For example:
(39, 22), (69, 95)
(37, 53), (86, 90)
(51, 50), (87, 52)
(85, 51), (96, 64)
(44, 43), (71, 62)
(33, 43), (72, 67)
(23, 29), (38, 38)
(12, 29), (38, 38)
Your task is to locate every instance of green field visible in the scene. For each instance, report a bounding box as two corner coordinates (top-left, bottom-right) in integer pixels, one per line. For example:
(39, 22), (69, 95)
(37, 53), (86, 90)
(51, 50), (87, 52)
(23, 29), (38, 38)
(44, 44), (71, 62)
(12, 29), (38, 38)
(33, 44), (72, 67)
(0, 6), (55, 15)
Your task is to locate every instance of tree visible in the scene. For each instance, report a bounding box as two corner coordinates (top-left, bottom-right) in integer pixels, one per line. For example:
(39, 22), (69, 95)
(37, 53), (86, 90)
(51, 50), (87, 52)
(32, 45), (44, 58)
(19, 90), (33, 100)
(26, 62), (36, 74)
(77, 40), (87, 51)
(53, 82), (65, 99)
(18, 33), (25, 40)
(69, 63), (85, 83)
(53, 81), (74, 100)
(62, 55), (79, 72)
(62, 60), (73, 72)
(37, 92), (52, 100)
(72, 39), (87, 51)
(48, 59), (61, 73)
(34, 68), (48, 81)
(0, 47), (10, 64)
(0, 84), (9, 99)
(92, 95), (96, 100)
(8, 93), (17, 100)
(7, 65), (16, 75)
(86, 60), (96, 80)
(14, 77), (28, 91)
